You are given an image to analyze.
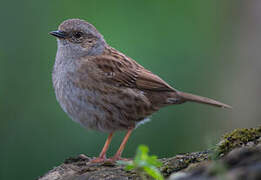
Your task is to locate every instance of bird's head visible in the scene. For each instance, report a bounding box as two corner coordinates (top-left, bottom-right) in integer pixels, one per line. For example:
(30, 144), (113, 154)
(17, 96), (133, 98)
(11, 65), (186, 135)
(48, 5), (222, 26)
(50, 19), (106, 57)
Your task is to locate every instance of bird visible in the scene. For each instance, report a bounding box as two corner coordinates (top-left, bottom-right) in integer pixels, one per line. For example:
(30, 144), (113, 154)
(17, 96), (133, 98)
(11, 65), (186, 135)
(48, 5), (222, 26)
(49, 19), (231, 163)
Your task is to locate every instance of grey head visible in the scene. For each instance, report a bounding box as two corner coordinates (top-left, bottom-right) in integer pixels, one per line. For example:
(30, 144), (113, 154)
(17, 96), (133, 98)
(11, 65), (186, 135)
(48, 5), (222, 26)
(50, 19), (106, 58)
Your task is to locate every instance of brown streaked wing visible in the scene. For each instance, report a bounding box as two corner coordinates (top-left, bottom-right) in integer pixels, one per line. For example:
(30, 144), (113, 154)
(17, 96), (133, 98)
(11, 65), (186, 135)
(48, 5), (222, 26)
(92, 53), (176, 92)
(136, 69), (176, 92)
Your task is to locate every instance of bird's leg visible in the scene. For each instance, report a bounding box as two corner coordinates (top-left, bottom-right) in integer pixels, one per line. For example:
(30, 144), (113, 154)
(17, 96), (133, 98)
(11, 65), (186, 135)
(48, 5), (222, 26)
(91, 132), (114, 163)
(109, 128), (133, 162)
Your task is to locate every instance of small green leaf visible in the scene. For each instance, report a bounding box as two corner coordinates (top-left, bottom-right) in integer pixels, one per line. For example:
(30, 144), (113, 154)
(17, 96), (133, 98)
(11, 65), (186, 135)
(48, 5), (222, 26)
(125, 164), (135, 170)
(139, 145), (149, 153)
(122, 145), (164, 180)
(144, 166), (164, 180)
(117, 160), (135, 170)
(134, 145), (149, 163)
(147, 155), (162, 167)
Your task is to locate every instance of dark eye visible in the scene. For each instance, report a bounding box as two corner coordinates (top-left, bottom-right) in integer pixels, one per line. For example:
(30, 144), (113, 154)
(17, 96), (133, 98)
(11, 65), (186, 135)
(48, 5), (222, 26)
(73, 31), (83, 39)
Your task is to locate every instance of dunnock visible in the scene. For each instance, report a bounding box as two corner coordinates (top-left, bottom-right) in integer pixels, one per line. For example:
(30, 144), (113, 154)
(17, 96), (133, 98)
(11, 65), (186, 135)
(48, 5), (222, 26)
(50, 19), (231, 162)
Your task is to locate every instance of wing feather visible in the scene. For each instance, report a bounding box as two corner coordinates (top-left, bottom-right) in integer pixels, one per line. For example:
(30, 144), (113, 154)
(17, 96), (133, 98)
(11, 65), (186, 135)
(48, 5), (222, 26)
(91, 50), (176, 92)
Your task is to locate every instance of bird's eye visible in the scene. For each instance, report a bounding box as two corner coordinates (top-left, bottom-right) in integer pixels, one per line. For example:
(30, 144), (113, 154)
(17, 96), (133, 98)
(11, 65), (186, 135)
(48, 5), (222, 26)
(73, 31), (83, 39)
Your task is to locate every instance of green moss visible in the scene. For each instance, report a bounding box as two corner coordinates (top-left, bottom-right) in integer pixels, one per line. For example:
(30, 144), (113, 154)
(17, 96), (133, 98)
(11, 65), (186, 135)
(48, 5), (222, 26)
(216, 127), (261, 156)
(161, 151), (209, 176)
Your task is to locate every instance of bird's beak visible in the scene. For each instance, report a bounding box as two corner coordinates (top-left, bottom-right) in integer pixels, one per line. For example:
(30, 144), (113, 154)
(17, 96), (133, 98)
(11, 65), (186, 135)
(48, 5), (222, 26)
(49, 30), (67, 39)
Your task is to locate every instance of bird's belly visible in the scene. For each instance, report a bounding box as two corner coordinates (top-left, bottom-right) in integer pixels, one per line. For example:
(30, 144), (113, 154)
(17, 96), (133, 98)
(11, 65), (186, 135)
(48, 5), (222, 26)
(54, 81), (145, 132)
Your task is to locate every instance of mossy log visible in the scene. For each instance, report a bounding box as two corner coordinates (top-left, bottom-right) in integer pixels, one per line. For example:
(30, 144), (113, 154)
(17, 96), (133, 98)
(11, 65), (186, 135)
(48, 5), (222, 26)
(38, 127), (261, 180)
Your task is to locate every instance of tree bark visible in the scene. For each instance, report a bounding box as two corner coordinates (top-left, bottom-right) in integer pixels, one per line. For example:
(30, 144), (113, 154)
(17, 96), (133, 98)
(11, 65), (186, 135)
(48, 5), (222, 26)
(38, 127), (261, 180)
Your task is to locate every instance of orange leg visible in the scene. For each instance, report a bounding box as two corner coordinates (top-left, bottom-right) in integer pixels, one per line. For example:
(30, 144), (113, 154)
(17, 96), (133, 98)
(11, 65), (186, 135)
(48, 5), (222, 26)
(110, 128), (133, 161)
(91, 132), (114, 163)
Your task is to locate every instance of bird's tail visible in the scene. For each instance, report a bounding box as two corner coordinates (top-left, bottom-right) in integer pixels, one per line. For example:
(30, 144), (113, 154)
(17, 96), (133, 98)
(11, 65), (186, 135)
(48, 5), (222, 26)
(177, 91), (232, 109)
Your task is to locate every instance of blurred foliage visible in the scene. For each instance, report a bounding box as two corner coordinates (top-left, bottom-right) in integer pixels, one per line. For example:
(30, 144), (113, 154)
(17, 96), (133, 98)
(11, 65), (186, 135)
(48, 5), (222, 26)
(0, 0), (260, 180)
(119, 145), (163, 180)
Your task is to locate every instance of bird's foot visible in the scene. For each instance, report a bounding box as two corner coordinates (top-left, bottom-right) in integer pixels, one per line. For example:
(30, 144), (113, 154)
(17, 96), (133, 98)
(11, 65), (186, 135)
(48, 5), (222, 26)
(90, 156), (131, 165)
(90, 157), (107, 163)
(107, 156), (130, 162)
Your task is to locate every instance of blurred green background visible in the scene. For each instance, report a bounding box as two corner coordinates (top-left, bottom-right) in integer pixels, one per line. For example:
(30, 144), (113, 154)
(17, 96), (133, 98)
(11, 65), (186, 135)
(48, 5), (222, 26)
(1, 0), (260, 179)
